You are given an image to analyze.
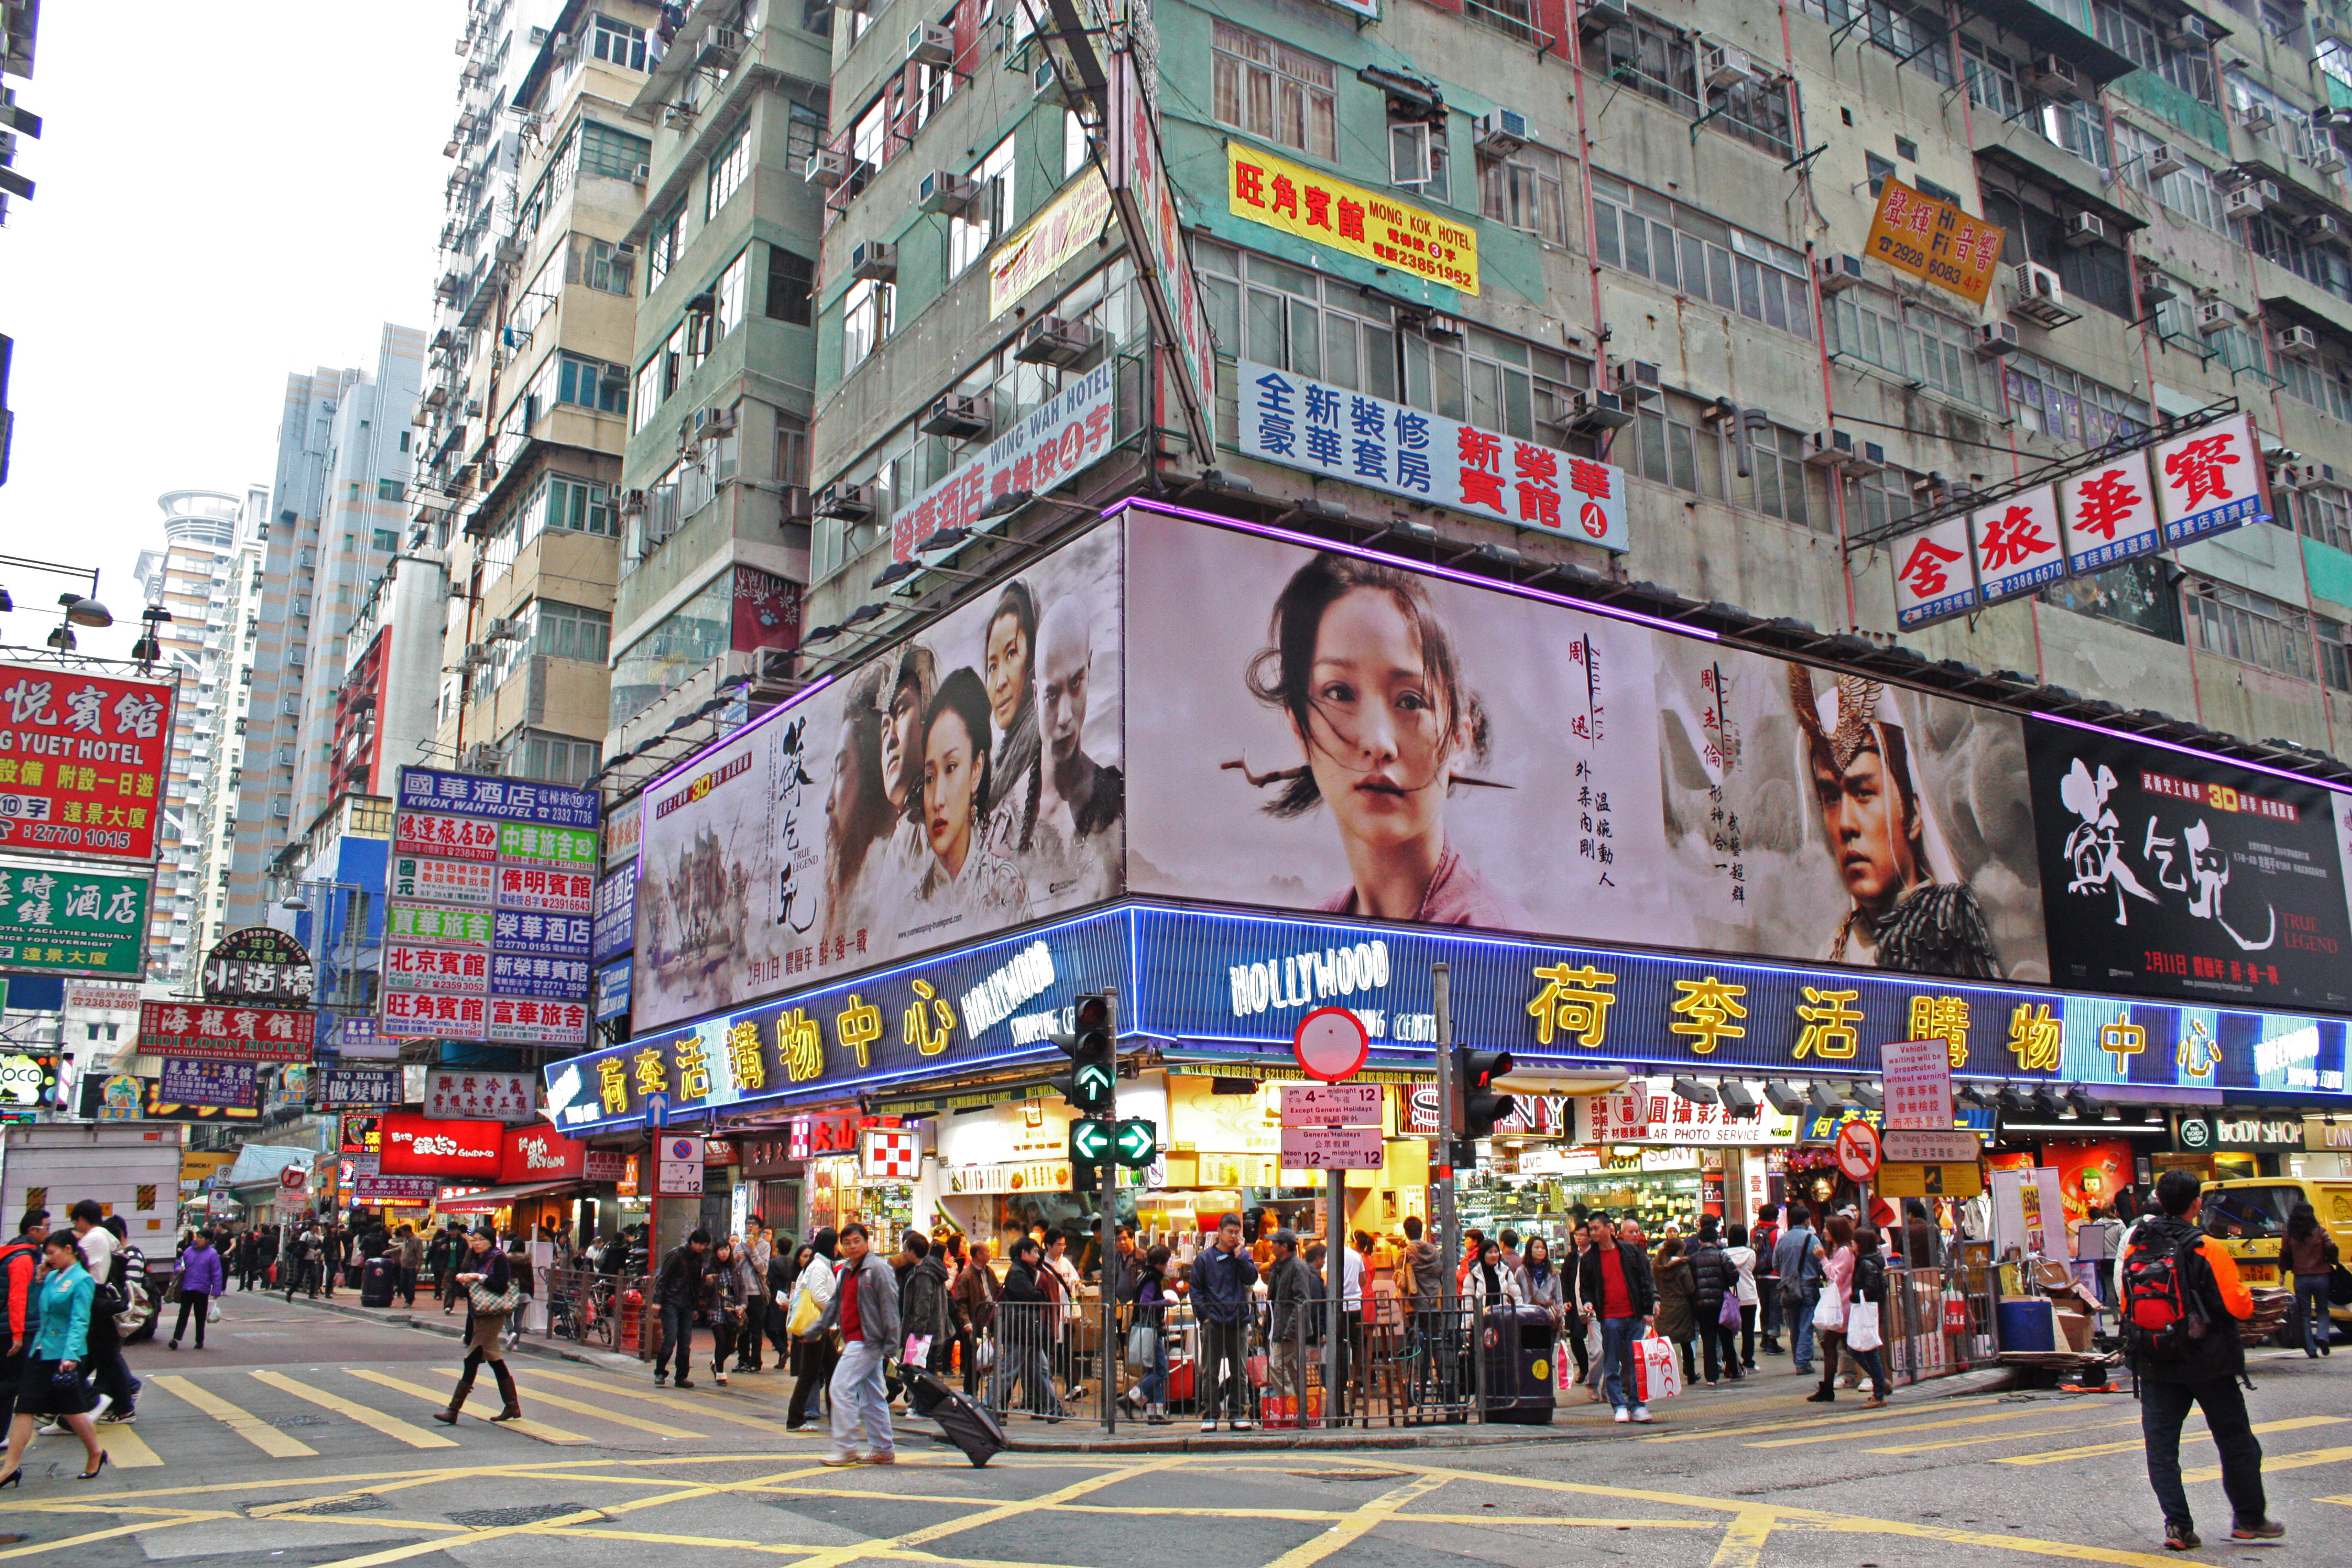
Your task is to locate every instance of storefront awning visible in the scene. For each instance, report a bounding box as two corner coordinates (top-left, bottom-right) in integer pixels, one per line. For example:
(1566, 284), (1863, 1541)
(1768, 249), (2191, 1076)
(434, 1179), (582, 1213)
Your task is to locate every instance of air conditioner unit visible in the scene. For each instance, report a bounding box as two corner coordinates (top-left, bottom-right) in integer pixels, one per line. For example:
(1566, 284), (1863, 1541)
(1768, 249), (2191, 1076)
(463, 398), (483, 417)
(2255, 178), (2284, 205)
(2316, 149), (2348, 175)
(919, 392), (990, 440)
(2032, 55), (2086, 100)
(2139, 273), (2179, 304)
(1577, 0), (1630, 35)
(1422, 312), (1466, 341)
(2242, 105), (2277, 133)
(1816, 253), (1866, 293)
(2277, 324), (2321, 357)
(460, 744), (503, 774)
(620, 488), (647, 515)
(2146, 142), (2187, 178)
(777, 486), (813, 525)
(1843, 440), (1888, 475)
(1804, 429), (1855, 467)
(1977, 319), (2023, 355)
(699, 26), (743, 68)
(483, 618), (523, 643)
(2064, 212), (2107, 247)
(804, 148), (848, 187)
(2166, 14), (2213, 46)
(2011, 262), (2073, 325)
(693, 405), (737, 438)
(1701, 41), (1755, 89)
(1610, 360), (1662, 400)
(2223, 184), (2266, 217)
(2196, 298), (2235, 333)
(462, 642), (493, 666)
(918, 171), (981, 216)
(494, 237), (524, 265)
(630, 162), (651, 185)
(269, 797), (291, 819)
(1474, 109), (1533, 157)
(2304, 213), (2348, 241)
(908, 21), (954, 67)
(816, 482), (878, 522)
(1567, 390), (1635, 432)
(852, 241), (898, 282)
(1013, 314), (1101, 367)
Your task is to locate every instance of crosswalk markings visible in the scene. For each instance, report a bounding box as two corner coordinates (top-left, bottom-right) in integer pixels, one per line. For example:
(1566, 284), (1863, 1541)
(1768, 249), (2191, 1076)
(1640, 1402), (1953, 1444)
(2185, 1444), (2352, 1482)
(345, 1368), (589, 1446)
(515, 1368), (805, 1435)
(1866, 1415), (2141, 1455)
(82, 1420), (164, 1469)
(1997, 1415), (2347, 1466)
(249, 1371), (458, 1451)
(437, 1368), (698, 1440)
(1743, 1407), (2054, 1449)
(148, 1374), (317, 1459)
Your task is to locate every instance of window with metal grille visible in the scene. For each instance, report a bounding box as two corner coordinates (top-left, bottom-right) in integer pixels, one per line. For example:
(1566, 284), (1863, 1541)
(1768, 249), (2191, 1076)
(2093, 0), (2214, 101)
(2187, 579), (2314, 680)
(1795, 0), (1955, 85)
(581, 121), (651, 181)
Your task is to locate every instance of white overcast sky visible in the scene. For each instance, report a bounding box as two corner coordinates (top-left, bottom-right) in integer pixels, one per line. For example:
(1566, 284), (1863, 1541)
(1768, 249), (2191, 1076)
(2, 0), (465, 655)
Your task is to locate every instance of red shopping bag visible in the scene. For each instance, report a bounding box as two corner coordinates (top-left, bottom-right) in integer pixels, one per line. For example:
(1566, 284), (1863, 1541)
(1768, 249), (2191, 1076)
(1635, 1332), (1683, 1402)
(1261, 1390), (1324, 1429)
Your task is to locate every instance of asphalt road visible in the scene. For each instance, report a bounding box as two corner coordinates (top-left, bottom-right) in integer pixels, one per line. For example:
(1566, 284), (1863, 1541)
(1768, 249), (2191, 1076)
(0, 1295), (2340, 1567)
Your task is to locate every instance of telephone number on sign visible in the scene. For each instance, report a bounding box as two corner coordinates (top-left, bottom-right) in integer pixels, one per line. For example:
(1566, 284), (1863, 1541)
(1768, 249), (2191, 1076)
(0, 819), (134, 850)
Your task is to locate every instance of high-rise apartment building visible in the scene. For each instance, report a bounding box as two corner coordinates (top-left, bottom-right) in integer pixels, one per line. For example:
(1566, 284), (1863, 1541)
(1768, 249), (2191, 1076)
(412, 1), (661, 788)
(602, 1), (827, 764)
(133, 485), (266, 985)
(1, 0), (40, 485)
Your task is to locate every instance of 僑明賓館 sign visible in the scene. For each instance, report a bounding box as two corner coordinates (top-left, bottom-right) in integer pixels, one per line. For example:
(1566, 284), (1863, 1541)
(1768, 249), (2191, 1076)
(548, 903), (2352, 1135)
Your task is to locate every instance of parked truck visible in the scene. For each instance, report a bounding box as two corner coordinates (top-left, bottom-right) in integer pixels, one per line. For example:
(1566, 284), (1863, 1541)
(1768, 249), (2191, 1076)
(0, 1121), (183, 1245)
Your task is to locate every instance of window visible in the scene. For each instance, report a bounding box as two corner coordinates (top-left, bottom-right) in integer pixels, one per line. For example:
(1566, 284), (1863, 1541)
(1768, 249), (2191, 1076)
(509, 731), (603, 788)
(372, 529), (398, 552)
(1583, 10), (1794, 156)
(647, 210), (682, 292)
(1865, 151), (1895, 197)
(1985, 189), (2134, 320)
(2289, 482), (2352, 553)
(786, 101), (825, 167)
(2002, 350), (2149, 448)
(1590, 172), (1816, 340)
(2187, 579), (2316, 681)
(844, 277), (893, 371)
(1387, 116), (1451, 204)
(542, 473), (620, 538)
(397, 431), (411, 453)
(1626, 390), (1830, 529)
(1826, 286), (1998, 407)
(2273, 334), (2352, 421)
(375, 478), (405, 503)
(532, 601), (613, 665)
(950, 137), (1016, 279)
(2114, 121), (2224, 231)
(581, 121), (651, 181)
(1065, 109), (1092, 178)
(574, 235), (634, 295)
(1465, 0), (1541, 43)
(2229, 74), (2332, 167)
(555, 352), (627, 414)
(1212, 21), (1337, 162)
(707, 127), (752, 218)
(2247, 213), (2352, 304)
(591, 12), (647, 70)
(713, 249), (749, 341)
(1794, 0), (1956, 85)
(2041, 555), (2187, 643)
(2094, 0), (2215, 101)
(766, 246), (814, 324)
(1479, 143), (1570, 246)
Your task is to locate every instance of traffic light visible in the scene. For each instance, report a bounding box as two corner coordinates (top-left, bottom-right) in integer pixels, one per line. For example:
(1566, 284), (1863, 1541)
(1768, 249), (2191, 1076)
(1457, 1047), (1516, 1140)
(1070, 1116), (1113, 1185)
(1113, 1117), (1157, 1170)
(1052, 992), (1115, 1113)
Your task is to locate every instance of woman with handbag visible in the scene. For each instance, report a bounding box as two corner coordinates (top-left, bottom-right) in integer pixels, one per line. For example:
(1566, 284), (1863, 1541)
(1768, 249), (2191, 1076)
(1129, 1246), (1174, 1425)
(705, 1239), (752, 1387)
(0, 1232), (110, 1483)
(168, 1228), (225, 1351)
(785, 1230), (840, 1431)
(1805, 1215), (1858, 1404)
(434, 1231), (523, 1425)
(1844, 1228), (1893, 1407)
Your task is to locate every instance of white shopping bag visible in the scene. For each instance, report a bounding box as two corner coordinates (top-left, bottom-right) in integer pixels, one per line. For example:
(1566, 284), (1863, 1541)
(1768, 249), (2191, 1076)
(1635, 1331), (1683, 1402)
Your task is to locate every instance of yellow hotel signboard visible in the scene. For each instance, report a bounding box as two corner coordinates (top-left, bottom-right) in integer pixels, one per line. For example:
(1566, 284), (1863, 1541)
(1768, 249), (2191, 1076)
(1224, 141), (1478, 297)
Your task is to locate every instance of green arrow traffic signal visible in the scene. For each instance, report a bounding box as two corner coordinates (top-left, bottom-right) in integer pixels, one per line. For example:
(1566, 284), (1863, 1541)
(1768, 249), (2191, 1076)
(1052, 992), (1117, 1113)
(1114, 1117), (1157, 1169)
(1070, 1117), (1112, 1163)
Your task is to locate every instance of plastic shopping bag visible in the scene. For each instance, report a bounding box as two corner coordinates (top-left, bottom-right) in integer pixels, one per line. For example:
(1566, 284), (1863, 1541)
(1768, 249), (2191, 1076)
(1812, 1282), (1845, 1334)
(1847, 1300), (1883, 1352)
(1635, 1332), (1683, 1402)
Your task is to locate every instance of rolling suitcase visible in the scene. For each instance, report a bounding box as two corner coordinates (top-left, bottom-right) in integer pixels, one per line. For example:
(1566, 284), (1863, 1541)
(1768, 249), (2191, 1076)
(905, 1367), (1007, 1468)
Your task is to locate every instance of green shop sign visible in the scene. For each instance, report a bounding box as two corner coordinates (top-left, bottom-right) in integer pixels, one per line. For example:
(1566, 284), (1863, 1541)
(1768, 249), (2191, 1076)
(0, 864), (152, 978)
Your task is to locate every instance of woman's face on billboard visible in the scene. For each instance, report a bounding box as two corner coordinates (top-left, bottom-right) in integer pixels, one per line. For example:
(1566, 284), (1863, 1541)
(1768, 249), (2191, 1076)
(1297, 587), (1451, 853)
(923, 706), (982, 875)
(984, 612), (1029, 731)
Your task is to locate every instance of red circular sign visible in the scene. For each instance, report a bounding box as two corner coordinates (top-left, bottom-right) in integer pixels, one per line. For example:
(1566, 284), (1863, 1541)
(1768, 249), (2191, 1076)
(1835, 1119), (1882, 1182)
(279, 1164), (308, 1190)
(1292, 1007), (1370, 1084)
(1580, 500), (1609, 538)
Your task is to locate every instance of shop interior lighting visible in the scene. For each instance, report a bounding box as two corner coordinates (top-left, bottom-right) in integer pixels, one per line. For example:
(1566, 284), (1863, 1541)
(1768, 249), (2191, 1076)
(1717, 1080), (1759, 1115)
(1762, 1080), (1806, 1115)
(1850, 1083), (1883, 1112)
(1670, 1076), (1720, 1105)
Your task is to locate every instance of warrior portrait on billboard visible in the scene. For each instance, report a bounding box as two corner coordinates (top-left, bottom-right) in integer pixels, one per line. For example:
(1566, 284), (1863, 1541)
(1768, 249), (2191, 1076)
(1790, 666), (2001, 977)
(1229, 552), (1527, 928)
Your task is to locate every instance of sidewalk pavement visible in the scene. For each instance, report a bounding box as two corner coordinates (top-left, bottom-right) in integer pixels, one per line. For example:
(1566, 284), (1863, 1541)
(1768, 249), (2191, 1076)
(268, 1291), (2015, 1453)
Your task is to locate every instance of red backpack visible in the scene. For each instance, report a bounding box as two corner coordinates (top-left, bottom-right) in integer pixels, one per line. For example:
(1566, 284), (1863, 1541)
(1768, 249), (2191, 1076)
(2118, 1229), (2207, 1364)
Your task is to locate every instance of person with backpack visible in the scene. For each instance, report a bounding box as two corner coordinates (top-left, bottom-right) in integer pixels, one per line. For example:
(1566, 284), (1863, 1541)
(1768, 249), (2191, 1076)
(2283, 1202), (2340, 1359)
(1771, 1203), (1825, 1375)
(0, 1211), (47, 1429)
(1751, 1204), (1784, 1356)
(2122, 1168), (2282, 1552)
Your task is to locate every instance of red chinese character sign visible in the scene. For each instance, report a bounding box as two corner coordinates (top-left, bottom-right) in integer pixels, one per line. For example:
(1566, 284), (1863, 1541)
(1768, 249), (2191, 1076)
(889, 362), (1120, 560)
(2153, 412), (2269, 547)
(1238, 363), (1628, 551)
(1971, 483), (2065, 605)
(2059, 448), (2160, 575)
(1890, 513), (1978, 629)
(138, 1000), (314, 1063)
(0, 664), (174, 864)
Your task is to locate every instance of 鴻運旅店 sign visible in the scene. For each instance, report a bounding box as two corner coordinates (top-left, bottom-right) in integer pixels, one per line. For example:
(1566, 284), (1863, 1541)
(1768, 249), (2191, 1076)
(1227, 141), (1478, 296)
(1237, 364), (1627, 552)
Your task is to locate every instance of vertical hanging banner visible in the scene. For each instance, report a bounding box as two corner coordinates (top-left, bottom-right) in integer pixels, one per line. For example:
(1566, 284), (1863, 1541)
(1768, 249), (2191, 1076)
(1109, 50), (1217, 463)
(2059, 447), (2161, 575)
(1891, 514), (1979, 629)
(379, 768), (598, 1047)
(1971, 483), (2067, 605)
(0, 665), (175, 863)
(2154, 411), (2271, 547)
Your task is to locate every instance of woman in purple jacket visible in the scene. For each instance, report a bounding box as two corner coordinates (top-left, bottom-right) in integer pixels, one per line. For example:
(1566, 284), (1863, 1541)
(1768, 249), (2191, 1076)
(169, 1228), (225, 1351)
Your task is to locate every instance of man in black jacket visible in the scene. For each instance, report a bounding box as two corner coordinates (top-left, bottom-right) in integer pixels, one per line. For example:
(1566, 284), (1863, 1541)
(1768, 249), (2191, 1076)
(1576, 1212), (1657, 1423)
(898, 1232), (951, 1378)
(652, 1230), (710, 1389)
(2128, 1169), (2280, 1551)
(1687, 1218), (1741, 1386)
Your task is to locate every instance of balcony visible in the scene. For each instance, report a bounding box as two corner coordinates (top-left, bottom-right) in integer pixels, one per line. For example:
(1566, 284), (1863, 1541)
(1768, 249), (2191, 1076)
(1958, 0), (2136, 84)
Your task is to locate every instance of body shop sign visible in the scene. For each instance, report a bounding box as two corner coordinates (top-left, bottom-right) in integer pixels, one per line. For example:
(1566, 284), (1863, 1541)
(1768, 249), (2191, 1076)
(0, 665), (173, 863)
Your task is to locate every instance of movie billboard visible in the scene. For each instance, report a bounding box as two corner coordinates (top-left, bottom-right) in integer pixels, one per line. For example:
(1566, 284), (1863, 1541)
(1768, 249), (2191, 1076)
(1123, 518), (2049, 984)
(2029, 722), (2352, 1010)
(630, 528), (1125, 1030)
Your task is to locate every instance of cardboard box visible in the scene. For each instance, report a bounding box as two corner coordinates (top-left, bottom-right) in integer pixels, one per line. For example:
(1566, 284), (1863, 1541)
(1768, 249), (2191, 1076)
(2053, 1309), (2092, 1353)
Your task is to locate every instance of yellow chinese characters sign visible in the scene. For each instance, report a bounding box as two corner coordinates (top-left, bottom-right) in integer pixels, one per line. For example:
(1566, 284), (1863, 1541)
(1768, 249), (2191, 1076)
(1226, 141), (1479, 297)
(989, 168), (1114, 319)
(1863, 177), (2005, 306)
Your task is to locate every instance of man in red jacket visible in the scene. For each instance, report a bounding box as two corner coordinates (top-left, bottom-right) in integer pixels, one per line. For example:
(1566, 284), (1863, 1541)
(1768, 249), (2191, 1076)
(0, 1210), (50, 1428)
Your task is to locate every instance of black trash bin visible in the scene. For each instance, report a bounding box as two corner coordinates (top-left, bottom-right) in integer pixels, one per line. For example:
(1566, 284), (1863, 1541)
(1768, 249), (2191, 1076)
(1482, 1305), (1556, 1424)
(361, 1255), (397, 1309)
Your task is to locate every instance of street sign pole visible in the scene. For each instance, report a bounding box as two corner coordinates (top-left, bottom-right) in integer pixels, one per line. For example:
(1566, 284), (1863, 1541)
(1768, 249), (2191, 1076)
(1433, 962), (1456, 1313)
(1326, 1166), (1343, 1428)
(1099, 986), (1119, 1435)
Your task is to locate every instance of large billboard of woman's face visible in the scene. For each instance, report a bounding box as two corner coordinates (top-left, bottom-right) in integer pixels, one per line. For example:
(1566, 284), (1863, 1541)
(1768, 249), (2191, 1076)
(1123, 517), (2049, 984)
(630, 529), (1125, 1030)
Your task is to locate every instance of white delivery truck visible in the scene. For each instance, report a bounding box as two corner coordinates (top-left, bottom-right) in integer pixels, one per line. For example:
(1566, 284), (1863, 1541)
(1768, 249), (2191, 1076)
(0, 1121), (184, 1243)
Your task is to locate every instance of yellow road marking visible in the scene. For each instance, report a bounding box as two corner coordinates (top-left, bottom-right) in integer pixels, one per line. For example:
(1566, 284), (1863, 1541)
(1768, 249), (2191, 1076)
(148, 1375), (316, 1458)
(251, 1371), (458, 1450)
(344, 1368), (587, 1446)
(1709, 1508), (1778, 1567)
(514, 1368), (799, 1434)
(0, 1512), (221, 1559)
(433, 1368), (698, 1440)
(2185, 1443), (2352, 1482)
(83, 1421), (163, 1469)
(1999, 1415), (2347, 1466)
(1246, 1474), (1449, 1568)
(1746, 1406), (2062, 1448)
(748, 1457), (1188, 1568)
(1869, 1417), (2143, 1455)
(1640, 1401), (1985, 1443)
